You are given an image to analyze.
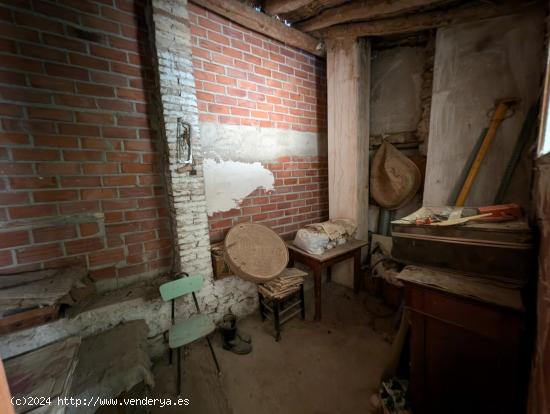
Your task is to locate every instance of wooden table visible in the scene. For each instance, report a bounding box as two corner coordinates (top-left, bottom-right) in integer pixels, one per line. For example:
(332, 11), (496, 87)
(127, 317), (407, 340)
(286, 239), (368, 320)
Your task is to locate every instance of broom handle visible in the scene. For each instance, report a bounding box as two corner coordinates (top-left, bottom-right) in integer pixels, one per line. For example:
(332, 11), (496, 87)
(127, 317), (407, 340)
(455, 99), (516, 207)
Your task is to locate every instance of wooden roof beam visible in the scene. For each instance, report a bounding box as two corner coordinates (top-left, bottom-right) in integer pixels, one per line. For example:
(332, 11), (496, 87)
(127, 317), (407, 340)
(263, 0), (313, 15)
(297, 0), (452, 32)
(320, 0), (543, 39)
(190, 0), (325, 57)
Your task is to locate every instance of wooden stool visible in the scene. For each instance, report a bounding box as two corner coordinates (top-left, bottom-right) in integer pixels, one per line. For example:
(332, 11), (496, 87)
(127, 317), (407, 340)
(258, 283), (305, 341)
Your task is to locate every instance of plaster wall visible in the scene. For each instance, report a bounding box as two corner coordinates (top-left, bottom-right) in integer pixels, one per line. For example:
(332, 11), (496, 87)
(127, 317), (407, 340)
(371, 47), (425, 138)
(424, 10), (545, 207)
(368, 43), (430, 231)
(201, 122), (327, 216)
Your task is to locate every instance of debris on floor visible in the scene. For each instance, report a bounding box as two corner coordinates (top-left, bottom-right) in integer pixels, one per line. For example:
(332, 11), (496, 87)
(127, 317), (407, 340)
(379, 377), (411, 414)
(67, 320), (154, 414)
(5, 336), (81, 413)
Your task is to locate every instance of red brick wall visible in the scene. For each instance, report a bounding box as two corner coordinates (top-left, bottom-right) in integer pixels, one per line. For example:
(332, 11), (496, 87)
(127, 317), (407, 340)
(207, 155), (329, 242)
(0, 0), (172, 279)
(189, 5), (329, 241)
(189, 4), (327, 132)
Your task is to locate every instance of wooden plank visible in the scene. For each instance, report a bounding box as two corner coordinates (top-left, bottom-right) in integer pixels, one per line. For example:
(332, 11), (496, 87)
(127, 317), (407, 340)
(326, 37), (370, 287)
(320, 0), (543, 39)
(0, 269), (58, 290)
(0, 306), (60, 335)
(0, 266), (88, 310)
(397, 265), (523, 311)
(5, 337), (81, 414)
(263, 0), (313, 15)
(190, 0), (325, 56)
(265, 0), (350, 23)
(297, 0), (449, 32)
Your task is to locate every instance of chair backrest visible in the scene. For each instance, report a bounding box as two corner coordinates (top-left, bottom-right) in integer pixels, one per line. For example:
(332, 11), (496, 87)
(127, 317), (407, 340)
(159, 274), (203, 301)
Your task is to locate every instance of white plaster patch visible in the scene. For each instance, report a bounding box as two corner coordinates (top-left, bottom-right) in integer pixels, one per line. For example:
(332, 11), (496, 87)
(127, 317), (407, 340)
(204, 158), (274, 215)
(200, 122), (326, 162)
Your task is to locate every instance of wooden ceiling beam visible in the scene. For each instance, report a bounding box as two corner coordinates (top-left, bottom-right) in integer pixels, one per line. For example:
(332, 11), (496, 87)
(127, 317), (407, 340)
(191, 0), (325, 57)
(297, 0), (451, 32)
(263, 0), (313, 15)
(320, 0), (543, 39)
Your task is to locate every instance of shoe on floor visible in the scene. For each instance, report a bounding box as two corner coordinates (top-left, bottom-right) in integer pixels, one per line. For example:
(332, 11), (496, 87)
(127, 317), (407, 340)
(220, 312), (252, 354)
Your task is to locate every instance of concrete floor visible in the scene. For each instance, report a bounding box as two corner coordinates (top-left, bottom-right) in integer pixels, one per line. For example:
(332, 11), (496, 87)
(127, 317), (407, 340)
(151, 283), (395, 414)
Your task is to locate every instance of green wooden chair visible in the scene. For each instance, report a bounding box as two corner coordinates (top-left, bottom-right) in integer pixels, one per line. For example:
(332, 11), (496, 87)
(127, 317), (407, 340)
(159, 273), (221, 395)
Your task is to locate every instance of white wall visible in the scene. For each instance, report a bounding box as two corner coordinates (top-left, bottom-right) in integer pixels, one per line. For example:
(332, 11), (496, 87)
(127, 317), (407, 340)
(424, 9), (545, 207)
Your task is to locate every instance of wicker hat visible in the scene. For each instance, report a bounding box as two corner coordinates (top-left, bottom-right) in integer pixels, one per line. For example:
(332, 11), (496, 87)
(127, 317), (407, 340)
(370, 141), (421, 210)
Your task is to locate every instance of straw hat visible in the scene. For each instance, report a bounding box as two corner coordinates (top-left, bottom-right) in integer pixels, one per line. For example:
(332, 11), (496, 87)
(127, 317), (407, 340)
(370, 141), (421, 210)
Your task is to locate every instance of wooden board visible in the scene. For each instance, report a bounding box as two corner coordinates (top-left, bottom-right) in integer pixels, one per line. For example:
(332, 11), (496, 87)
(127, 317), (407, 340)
(5, 337), (81, 414)
(224, 223), (288, 283)
(326, 37), (370, 287)
(190, 0), (324, 56)
(0, 306), (60, 336)
(397, 265), (523, 311)
(320, 1), (542, 39)
(0, 266), (88, 311)
(297, 0), (449, 32)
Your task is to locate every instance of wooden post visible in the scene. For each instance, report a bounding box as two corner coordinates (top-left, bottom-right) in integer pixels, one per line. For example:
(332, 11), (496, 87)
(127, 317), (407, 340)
(326, 37), (370, 288)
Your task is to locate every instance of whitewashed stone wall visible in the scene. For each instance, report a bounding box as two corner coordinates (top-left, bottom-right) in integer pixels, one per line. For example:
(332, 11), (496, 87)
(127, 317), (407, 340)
(147, 0), (257, 320)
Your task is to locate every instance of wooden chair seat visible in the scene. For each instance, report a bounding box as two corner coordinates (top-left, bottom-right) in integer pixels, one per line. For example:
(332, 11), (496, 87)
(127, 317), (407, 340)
(168, 314), (216, 349)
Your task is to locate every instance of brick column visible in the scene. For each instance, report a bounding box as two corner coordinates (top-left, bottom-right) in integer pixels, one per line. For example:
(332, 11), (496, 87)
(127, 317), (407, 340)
(149, 0), (257, 319)
(147, 0), (257, 318)
(147, 1), (211, 277)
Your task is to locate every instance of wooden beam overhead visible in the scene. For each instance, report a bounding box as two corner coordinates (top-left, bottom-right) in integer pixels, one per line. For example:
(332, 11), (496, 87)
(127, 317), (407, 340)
(297, 0), (451, 32)
(320, 0), (543, 39)
(263, 0), (313, 15)
(190, 0), (325, 57)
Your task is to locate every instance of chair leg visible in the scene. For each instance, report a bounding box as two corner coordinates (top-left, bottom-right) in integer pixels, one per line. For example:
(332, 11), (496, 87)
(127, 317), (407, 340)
(258, 291), (266, 321)
(206, 335), (221, 376)
(299, 284), (305, 320)
(273, 299), (281, 341)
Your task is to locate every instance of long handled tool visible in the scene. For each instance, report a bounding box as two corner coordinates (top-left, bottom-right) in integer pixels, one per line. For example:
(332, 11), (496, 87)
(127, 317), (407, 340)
(455, 98), (519, 207)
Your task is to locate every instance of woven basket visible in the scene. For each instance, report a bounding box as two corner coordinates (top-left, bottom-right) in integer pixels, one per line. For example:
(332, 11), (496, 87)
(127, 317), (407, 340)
(224, 223), (288, 283)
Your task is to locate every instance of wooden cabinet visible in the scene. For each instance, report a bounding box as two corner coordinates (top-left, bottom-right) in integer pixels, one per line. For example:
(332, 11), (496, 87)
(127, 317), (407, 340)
(399, 266), (527, 414)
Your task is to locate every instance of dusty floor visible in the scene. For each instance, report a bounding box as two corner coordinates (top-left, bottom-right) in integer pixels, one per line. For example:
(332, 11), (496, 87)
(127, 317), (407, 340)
(150, 283), (395, 414)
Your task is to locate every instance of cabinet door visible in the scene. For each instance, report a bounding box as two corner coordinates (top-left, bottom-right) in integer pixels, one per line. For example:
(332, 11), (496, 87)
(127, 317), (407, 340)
(408, 287), (524, 414)
(411, 312), (521, 414)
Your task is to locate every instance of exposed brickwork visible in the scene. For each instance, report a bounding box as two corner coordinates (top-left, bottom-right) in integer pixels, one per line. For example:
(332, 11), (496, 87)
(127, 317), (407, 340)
(188, 4), (327, 133)
(208, 155), (328, 242)
(0, 0), (172, 279)
(148, 0), (212, 276)
(188, 4), (329, 241)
